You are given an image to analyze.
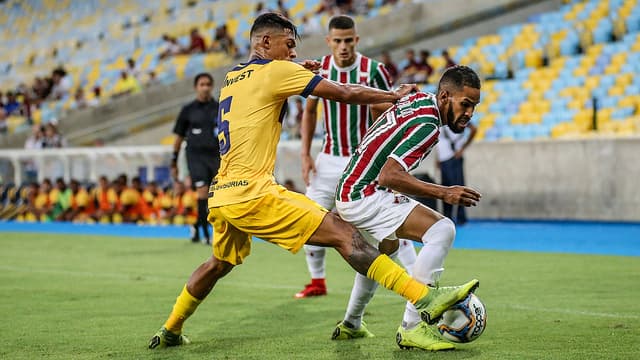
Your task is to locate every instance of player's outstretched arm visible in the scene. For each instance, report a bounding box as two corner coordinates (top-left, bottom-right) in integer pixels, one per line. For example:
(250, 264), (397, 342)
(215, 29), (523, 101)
(379, 158), (482, 207)
(311, 79), (417, 105)
(300, 97), (319, 186)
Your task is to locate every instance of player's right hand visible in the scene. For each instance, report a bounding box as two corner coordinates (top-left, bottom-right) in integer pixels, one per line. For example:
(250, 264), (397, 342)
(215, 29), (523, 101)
(170, 163), (178, 180)
(443, 185), (482, 207)
(301, 154), (316, 186)
(395, 84), (419, 99)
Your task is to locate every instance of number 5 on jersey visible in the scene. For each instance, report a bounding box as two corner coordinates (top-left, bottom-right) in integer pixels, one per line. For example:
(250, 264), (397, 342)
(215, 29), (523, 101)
(217, 96), (232, 155)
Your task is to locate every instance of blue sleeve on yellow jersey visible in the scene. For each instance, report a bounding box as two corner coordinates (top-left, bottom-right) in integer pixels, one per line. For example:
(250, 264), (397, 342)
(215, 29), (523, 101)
(302, 75), (323, 97)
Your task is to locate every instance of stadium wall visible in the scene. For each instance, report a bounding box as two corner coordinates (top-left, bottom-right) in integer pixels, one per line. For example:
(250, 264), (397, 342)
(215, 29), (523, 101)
(2, 136), (639, 221)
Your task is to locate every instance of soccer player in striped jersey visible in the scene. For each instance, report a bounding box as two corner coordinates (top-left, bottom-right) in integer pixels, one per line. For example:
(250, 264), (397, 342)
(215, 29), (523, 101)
(148, 14), (480, 349)
(296, 15), (417, 300)
(332, 66), (482, 351)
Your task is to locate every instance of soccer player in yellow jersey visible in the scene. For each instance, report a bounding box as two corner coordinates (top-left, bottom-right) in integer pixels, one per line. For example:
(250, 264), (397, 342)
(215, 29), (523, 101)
(149, 13), (479, 349)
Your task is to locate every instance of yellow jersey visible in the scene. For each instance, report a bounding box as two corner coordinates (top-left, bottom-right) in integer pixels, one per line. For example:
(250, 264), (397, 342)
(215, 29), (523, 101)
(210, 59), (322, 206)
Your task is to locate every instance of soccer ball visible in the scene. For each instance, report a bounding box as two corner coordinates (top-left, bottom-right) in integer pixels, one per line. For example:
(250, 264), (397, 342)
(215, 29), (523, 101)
(436, 293), (487, 343)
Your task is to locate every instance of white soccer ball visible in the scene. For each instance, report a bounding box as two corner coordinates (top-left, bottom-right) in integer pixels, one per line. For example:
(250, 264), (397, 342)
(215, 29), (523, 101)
(436, 293), (487, 343)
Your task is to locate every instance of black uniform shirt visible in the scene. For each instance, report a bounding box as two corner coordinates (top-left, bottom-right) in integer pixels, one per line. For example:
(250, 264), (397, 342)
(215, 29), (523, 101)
(173, 99), (220, 152)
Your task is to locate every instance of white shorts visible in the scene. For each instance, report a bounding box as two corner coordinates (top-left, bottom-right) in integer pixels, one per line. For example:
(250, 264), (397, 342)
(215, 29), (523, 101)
(336, 190), (420, 244)
(305, 152), (350, 210)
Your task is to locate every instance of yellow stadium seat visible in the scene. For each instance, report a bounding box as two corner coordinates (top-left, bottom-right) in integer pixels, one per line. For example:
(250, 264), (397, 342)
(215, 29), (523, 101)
(568, 99), (585, 110)
(610, 53), (627, 66)
(479, 61), (494, 76)
(483, 80), (496, 91)
(597, 108), (613, 122)
(524, 50), (543, 68)
(598, 121), (618, 134)
(171, 55), (190, 80)
(160, 135), (175, 145)
(616, 73), (633, 87)
(584, 76), (600, 90)
(618, 96), (633, 108)
(289, 0), (305, 18)
(573, 110), (592, 126)
(573, 66), (590, 77)
(605, 64), (621, 75)
(608, 86), (625, 97)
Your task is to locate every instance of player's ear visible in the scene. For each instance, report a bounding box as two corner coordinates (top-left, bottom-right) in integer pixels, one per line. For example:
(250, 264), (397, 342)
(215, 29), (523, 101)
(262, 34), (271, 49)
(355, 35), (360, 45)
(438, 88), (449, 103)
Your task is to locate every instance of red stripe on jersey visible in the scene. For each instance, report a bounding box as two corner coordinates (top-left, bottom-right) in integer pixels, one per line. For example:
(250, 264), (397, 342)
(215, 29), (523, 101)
(321, 56), (331, 74)
(402, 127), (439, 170)
(339, 71), (349, 157)
(320, 56), (332, 154)
(379, 63), (393, 87)
(338, 122), (395, 201)
(321, 97), (331, 154)
(359, 57), (370, 138)
(359, 56), (369, 75)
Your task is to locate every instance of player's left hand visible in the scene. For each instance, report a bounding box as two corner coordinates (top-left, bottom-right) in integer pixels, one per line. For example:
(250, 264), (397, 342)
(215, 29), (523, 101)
(443, 185), (482, 207)
(454, 149), (464, 159)
(299, 60), (321, 73)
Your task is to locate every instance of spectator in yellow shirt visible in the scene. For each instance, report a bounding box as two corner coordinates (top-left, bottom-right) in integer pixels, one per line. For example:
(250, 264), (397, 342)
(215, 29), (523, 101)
(112, 71), (142, 98)
(65, 179), (93, 222)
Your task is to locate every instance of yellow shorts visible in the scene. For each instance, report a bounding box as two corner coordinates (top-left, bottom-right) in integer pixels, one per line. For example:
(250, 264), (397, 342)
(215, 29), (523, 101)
(208, 184), (328, 265)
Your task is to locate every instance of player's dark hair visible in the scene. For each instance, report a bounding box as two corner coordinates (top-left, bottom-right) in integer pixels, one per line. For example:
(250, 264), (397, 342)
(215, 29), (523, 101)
(328, 15), (355, 31)
(250, 12), (299, 39)
(437, 65), (481, 93)
(194, 72), (213, 86)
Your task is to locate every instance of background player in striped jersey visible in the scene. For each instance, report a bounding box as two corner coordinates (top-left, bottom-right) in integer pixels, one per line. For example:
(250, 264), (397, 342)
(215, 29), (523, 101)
(332, 66), (482, 351)
(296, 15), (418, 300)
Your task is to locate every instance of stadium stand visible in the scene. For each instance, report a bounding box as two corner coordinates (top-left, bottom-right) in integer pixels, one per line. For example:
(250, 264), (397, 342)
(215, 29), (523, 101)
(410, 0), (640, 141)
(2, 0), (640, 223)
(0, 0), (403, 142)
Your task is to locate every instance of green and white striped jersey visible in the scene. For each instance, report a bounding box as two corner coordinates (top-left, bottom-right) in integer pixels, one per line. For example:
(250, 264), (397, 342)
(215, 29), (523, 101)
(337, 92), (441, 202)
(312, 53), (393, 157)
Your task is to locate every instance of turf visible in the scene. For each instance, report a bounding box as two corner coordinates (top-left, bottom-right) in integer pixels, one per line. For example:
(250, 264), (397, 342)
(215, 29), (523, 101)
(0, 232), (638, 359)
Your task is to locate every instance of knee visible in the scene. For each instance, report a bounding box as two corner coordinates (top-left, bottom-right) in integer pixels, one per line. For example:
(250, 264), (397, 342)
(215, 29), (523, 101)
(205, 256), (234, 277)
(429, 218), (456, 248)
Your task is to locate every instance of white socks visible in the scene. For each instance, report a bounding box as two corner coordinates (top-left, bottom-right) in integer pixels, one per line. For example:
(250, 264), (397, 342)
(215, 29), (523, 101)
(396, 239), (417, 274)
(303, 244), (326, 279)
(341, 240), (418, 329)
(402, 218), (456, 330)
(343, 272), (379, 329)
(342, 249), (400, 329)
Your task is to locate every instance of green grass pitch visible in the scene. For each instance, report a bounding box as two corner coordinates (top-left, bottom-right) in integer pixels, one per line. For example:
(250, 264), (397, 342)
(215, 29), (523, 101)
(1, 232), (638, 359)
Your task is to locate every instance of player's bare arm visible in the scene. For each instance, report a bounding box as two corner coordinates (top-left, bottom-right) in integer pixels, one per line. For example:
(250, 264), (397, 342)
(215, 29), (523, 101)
(170, 135), (184, 180)
(378, 157), (482, 207)
(311, 79), (417, 105)
(300, 97), (319, 185)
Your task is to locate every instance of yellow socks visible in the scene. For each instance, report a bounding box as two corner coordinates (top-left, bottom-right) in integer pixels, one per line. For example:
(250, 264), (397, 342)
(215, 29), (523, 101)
(164, 285), (202, 333)
(366, 255), (428, 304)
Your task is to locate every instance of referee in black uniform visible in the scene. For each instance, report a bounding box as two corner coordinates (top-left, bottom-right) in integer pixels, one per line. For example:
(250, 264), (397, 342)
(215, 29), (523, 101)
(171, 72), (220, 244)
